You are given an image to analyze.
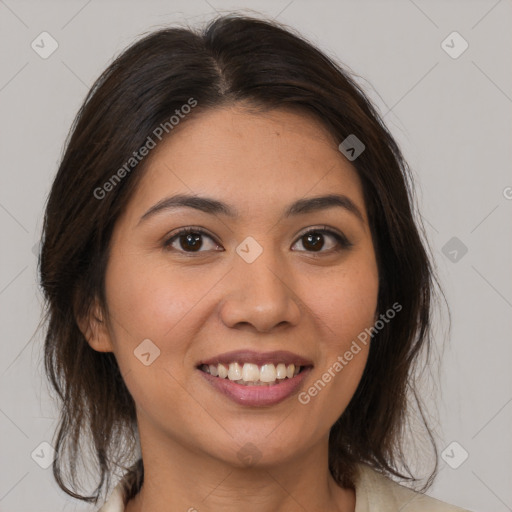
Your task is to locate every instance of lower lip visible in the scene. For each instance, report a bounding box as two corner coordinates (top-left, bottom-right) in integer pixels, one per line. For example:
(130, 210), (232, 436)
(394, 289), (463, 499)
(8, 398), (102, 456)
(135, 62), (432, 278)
(198, 367), (312, 407)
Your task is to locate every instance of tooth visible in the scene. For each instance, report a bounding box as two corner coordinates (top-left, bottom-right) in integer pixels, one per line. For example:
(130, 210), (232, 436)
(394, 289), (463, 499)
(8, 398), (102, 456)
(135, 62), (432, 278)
(260, 363), (277, 382)
(217, 364), (228, 379)
(242, 363), (260, 382)
(228, 362), (242, 381)
(293, 366), (300, 376)
(286, 364), (295, 379)
(276, 363), (287, 379)
(209, 364), (218, 377)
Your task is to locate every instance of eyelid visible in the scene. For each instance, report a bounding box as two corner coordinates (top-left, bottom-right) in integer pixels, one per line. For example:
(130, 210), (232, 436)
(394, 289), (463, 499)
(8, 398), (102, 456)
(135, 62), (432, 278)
(294, 225), (353, 249)
(163, 225), (352, 254)
(163, 226), (221, 252)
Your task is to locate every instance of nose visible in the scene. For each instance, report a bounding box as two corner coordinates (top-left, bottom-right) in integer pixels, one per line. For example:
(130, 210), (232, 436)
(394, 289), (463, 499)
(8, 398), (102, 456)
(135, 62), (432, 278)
(218, 247), (301, 333)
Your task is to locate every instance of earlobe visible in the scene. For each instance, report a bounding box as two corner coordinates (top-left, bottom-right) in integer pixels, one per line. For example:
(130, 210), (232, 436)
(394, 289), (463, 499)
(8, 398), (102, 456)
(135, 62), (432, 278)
(76, 300), (114, 353)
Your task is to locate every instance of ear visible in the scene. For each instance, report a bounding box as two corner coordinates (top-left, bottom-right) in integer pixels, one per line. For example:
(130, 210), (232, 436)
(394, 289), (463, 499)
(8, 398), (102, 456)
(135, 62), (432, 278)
(76, 298), (114, 353)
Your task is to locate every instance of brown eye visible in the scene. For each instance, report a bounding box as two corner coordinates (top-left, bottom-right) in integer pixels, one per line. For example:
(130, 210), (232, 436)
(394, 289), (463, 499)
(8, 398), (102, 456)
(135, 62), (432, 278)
(178, 232), (203, 251)
(292, 228), (352, 254)
(301, 232), (325, 252)
(164, 228), (222, 253)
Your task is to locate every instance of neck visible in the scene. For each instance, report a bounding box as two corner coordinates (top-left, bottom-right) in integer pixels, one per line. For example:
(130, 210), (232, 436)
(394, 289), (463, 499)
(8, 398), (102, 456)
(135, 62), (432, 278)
(124, 421), (355, 512)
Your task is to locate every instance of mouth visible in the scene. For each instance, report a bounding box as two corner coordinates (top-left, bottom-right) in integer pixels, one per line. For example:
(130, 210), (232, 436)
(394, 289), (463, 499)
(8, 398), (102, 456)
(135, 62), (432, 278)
(198, 362), (309, 386)
(196, 350), (313, 406)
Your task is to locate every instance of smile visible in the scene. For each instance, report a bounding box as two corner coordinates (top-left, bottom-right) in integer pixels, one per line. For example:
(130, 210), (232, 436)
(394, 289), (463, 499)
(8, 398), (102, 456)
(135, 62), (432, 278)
(197, 350), (313, 406)
(199, 362), (305, 386)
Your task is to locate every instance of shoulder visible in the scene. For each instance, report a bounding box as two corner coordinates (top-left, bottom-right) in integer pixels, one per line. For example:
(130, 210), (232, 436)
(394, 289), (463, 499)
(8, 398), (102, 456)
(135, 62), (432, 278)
(96, 479), (128, 512)
(354, 463), (474, 512)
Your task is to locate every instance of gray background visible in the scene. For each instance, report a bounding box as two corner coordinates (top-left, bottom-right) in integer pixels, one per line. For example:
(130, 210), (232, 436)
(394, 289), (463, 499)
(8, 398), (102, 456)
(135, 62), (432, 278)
(0, 0), (511, 511)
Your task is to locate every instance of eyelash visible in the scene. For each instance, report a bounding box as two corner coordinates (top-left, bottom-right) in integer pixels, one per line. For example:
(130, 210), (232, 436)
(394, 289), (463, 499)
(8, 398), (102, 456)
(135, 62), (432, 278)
(163, 226), (353, 256)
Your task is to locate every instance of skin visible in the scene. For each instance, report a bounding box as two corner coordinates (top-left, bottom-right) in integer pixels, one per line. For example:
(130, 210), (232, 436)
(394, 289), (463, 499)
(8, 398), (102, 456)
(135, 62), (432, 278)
(82, 105), (379, 512)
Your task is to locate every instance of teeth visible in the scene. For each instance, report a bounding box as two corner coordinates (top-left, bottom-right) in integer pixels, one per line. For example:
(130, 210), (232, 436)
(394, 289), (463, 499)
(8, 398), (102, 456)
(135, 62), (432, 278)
(228, 362), (242, 381)
(217, 363), (228, 379)
(276, 363), (287, 379)
(201, 362), (303, 384)
(242, 363), (260, 382)
(260, 363), (276, 382)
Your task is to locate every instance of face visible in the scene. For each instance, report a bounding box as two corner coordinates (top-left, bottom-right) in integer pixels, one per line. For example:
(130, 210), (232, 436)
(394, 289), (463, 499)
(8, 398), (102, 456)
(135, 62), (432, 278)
(86, 105), (379, 469)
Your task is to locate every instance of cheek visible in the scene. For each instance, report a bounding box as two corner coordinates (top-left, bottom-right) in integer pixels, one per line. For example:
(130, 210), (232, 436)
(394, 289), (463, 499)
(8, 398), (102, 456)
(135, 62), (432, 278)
(104, 248), (204, 343)
(103, 251), (204, 421)
(298, 253), (378, 406)
(311, 258), (379, 352)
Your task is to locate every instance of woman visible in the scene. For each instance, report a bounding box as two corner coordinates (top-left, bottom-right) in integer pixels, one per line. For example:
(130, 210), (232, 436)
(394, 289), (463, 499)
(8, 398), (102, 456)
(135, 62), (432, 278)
(38, 13), (472, 512)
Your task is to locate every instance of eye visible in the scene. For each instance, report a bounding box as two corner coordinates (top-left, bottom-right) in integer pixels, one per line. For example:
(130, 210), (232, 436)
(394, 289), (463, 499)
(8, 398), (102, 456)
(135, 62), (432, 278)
(163, 227), (222, 254)
(163, 226), (352, 255)
(291, 227), (352, 254)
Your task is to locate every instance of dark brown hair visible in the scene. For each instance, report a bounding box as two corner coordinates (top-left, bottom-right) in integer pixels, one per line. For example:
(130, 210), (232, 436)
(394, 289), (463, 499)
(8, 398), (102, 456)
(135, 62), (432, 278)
(39, 13), (443, 505)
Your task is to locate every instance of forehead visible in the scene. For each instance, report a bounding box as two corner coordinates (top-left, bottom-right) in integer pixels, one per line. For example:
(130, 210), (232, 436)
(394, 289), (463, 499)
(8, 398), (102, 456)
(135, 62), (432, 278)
(123, 106), (367, 224)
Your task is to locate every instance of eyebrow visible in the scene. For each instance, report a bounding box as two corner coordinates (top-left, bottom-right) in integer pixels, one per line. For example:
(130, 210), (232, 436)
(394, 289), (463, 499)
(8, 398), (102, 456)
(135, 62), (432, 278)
(137, 193), (365, 226)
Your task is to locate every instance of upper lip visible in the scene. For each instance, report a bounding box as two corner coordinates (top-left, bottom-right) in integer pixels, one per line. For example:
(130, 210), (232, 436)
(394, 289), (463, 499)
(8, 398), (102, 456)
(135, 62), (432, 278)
(198, 350), (313, 368)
